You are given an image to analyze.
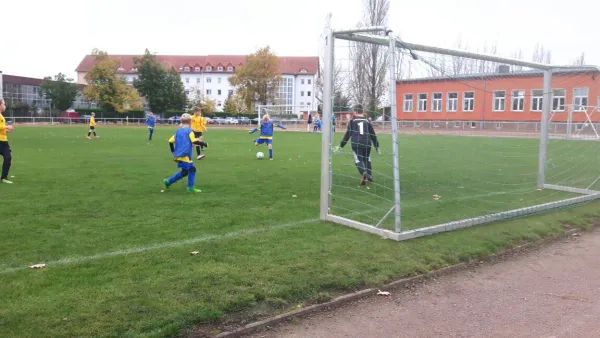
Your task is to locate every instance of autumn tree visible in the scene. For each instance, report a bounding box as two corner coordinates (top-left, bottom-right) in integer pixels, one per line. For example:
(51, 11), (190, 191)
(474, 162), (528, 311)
(83, 49), (141, 113)
(41, 73), (80, 111)
(133, 50), (187, 114)
(350, 0), (390, 118)
(223, 91), (250, 115)
(228, 46), (282, 111)
(187, 85), (216, 114)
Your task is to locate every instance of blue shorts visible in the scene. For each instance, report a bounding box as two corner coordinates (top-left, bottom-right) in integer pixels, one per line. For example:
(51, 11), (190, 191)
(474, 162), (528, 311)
(176, 161), (195, 170)
(255, 138), (273, 145)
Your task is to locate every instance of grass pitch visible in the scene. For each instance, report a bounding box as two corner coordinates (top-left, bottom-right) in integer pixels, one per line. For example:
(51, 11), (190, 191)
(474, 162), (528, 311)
(1, 125), (599, 338)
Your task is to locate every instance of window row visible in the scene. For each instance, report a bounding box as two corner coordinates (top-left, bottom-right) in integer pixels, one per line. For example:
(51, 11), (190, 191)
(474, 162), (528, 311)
(403, 88), (591, 113)
(300, 79), (312, 85)
(183, 65), (234, 72)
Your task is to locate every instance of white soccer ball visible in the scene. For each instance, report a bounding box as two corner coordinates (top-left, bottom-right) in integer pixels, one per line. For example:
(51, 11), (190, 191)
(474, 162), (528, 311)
(256, 151), (264, 159)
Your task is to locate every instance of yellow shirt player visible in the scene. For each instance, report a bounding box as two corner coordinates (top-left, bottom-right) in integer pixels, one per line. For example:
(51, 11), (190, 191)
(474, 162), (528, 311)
(86, 112), (99, 139)
(162, 113), (203, 193)
(191, 107), (209, 160)
(0, 98), (15, 184)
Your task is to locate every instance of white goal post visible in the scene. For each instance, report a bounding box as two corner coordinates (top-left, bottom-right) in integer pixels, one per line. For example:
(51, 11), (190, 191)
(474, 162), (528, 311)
(320, 24), (600, 241)
(256, 104), (314, 120)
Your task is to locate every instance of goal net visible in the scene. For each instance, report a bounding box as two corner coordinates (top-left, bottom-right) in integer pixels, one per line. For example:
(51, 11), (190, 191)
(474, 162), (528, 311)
(320, 26), (600, 241)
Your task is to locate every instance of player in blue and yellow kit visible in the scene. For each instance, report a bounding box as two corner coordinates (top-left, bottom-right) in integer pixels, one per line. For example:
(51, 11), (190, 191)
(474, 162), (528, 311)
(146, 112), (156, 141)
(162, 114), (203, 193)
(249, 114), (286, 160)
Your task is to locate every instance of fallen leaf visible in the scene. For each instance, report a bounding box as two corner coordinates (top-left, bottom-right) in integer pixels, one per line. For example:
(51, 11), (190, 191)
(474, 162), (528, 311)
(292, 195), (297, 198)
(190, 251), (200, 255)
(377, 290), (391, 296)
(28, 264), (46, 269)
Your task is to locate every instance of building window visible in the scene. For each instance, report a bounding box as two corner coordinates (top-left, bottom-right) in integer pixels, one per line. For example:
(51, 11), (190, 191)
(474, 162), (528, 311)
(300, 102), (304, 106)
(206, 66), (212, 71)
(184, 67), (190, 72)
(470, 121), (477, 128)
(531, 89), (543, 112)
(277, 77), (294, 113)
(433, 121), (439, 128)
(185, 78), (189, 83)
(206, 89), (212, 95)
(574, 88), (588, 111)
(447, 92), (458, 112)
(300, 91), (304, 97)
(307, 91), (311, 96)
(307, 102), (310, 106)
(552, 89), (566, 111)
(493, 91), (505, 111)
(463, 92), (474, 112)
(217, 78), (222, 84)
(206, 77), (212, 83)
(218, 89), (222, 95)
(301, 79), (305, 84)
(216, 66), (222, 71)
(227, 66), (233, 71)
(454, 121), (460, 128)
(432, 93), (442, 112)
(415, 121), (420, 128)
(195, 67), (201, 72)
(417, 93), (427, 112)
(217, 100), (222, 106)
(308, 79), (312, 85)
(496, 122), (503, 129)
(185, 90), (190, 95)
(228, 89), (234, 96)
(196, 78), (201, 83)
(300, 69), (307, 73)
(512, 90), (525, 111)
(403, 94), (413, 112)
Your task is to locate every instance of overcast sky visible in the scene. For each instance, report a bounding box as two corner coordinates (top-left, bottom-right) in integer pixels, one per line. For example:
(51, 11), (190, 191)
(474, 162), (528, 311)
(1, 0), (598, 80)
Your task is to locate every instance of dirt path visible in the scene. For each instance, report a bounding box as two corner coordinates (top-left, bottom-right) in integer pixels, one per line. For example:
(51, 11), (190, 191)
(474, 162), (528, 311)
(245, 230), (600, 338)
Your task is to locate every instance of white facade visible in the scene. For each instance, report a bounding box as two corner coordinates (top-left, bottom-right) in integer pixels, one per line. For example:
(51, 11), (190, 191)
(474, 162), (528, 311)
(78, 70), (318, 115)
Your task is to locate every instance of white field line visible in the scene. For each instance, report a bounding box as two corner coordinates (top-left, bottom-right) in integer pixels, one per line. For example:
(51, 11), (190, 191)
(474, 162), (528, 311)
(1, 218), (320, 275)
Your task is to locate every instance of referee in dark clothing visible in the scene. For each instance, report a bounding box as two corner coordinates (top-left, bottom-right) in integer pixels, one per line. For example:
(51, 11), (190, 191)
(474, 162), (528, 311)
(334, 105), (380, 185)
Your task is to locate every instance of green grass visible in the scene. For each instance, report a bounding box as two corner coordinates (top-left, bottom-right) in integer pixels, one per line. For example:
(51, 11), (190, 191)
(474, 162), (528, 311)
(1, 125), (599, 338)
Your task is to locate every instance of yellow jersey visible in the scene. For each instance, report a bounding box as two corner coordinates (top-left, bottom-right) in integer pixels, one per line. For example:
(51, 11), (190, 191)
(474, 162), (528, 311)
(89, 116), (96, 127)
(0, 113), (7, 141)
(191, 115), (207, 132)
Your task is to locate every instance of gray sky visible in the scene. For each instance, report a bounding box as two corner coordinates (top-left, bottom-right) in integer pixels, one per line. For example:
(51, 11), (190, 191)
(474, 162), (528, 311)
(1, 0), (597, 80)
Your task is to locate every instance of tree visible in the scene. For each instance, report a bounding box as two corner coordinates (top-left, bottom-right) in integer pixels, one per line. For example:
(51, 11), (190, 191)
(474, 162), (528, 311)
(133, 50), (187, 114)
(223, 91), (250, 115)
(41, 73), (80, 111)
(83, 49), (142, 113)
(228, 46), (282, 111)
(531, 43), (552, 64)
(187, 85), (216, 114)
(350, 0), (390, 118)
(316, 13), (345, 105)
(573, 52), (586, 66)
(333, 91), (350, 111)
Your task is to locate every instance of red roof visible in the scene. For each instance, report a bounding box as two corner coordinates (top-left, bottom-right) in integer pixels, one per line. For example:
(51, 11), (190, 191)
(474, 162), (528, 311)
(75, 55), (319, 75)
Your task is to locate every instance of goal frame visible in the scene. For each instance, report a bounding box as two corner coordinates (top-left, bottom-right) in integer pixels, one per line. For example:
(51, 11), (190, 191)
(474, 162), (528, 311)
(320, 24), (600, 241)
(256, 104), (314, 120)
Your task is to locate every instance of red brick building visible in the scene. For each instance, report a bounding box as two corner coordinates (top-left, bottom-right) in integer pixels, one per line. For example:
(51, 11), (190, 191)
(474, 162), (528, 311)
(395, 68), (600, 129)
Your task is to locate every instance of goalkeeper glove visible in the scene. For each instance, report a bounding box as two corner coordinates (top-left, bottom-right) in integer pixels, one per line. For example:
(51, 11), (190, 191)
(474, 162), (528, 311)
(332, 146), (341, 153)
(376, 148), (381, 154)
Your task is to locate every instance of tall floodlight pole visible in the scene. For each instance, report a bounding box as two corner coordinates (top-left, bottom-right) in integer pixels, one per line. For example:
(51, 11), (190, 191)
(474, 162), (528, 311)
(320, 28), (334, 220)
(537, 69), (553, 189)
(387, 32), (402, 232)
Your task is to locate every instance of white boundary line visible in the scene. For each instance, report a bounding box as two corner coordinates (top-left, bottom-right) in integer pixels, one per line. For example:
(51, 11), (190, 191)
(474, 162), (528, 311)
(0, 219), (320, 275)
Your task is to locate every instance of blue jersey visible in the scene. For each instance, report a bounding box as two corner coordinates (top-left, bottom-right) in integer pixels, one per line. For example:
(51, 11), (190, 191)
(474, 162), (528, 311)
(250, 121), (285, 139)
(146, 116), (156, 127)
(169, 126), (195, 161)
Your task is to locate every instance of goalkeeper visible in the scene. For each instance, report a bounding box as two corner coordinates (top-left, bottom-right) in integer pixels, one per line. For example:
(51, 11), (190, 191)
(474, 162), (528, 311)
(334, 107), (379, 185)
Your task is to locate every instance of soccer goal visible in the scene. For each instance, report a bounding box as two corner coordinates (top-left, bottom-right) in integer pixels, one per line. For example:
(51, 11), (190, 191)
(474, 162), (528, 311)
(320, 25), (600, 241)
(256, 104), (314, 120)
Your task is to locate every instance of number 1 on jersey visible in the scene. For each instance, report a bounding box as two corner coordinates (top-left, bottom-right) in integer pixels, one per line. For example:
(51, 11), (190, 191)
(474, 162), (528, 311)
(358, 121), (364, 135)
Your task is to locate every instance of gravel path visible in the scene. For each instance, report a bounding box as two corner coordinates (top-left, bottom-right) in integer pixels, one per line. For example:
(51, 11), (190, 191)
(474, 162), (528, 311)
(245, 230), (600, 338)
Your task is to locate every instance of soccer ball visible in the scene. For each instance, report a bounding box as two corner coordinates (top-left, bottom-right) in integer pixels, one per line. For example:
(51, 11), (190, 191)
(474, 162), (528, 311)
(256, 151), (264, 159)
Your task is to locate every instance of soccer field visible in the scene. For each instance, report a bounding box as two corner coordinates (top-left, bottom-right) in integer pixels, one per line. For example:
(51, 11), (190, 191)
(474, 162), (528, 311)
(1, 125), (599, 337)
